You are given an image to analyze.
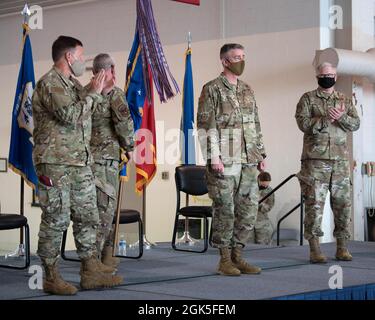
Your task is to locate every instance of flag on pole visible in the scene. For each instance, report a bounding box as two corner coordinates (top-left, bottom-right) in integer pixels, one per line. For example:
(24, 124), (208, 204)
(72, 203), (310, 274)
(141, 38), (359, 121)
(180, 48), (196, 165)
(134, 66), (157, 194)
(123, 33), (157, 194)
(121, 0), (180, 193)
(120, 33), (145, 182)
(125, 33), (145, 133)
(8, 23), (37, 189)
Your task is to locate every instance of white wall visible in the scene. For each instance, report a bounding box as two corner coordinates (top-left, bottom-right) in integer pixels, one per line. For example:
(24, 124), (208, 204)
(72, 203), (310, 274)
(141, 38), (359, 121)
(351, 0), (375, 240)
(0, 0), (344, 253)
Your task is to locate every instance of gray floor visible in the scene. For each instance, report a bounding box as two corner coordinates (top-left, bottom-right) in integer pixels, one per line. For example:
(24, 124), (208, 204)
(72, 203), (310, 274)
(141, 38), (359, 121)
(1, 241), (375, 300)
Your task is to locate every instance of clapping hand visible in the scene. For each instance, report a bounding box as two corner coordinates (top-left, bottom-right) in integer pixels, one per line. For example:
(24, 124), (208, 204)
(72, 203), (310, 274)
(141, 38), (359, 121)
(329, 103), (345, 123)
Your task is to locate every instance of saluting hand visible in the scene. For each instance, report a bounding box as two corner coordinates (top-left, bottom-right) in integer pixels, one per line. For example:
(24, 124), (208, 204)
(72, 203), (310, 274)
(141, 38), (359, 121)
(90, 69), (106, 94)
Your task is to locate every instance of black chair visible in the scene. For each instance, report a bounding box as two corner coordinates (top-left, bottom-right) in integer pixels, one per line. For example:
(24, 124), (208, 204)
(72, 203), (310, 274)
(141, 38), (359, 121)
(61, 209), (143, 261)
(0, 214), (30, 270)
(172, 165), (212, 253)
(114, 209), (143, 260)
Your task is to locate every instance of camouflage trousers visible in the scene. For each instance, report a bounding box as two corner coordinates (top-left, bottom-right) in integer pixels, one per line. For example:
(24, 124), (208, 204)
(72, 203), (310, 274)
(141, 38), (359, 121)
(248, 212), (274, 245)
(297, 160), (352, 241)
(92, 160), (119, 253)
(206, 164), (259, 248)
(36, 164), (99, 265)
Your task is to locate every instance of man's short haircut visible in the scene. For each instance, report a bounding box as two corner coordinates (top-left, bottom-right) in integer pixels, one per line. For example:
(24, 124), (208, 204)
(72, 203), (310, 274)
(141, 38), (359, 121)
(93, 53), (115, 73)
(52, 36), (83, 63)
(316, 62), (336, 75)
(258, 171), (272, 182)
(220, 43), (244, 60)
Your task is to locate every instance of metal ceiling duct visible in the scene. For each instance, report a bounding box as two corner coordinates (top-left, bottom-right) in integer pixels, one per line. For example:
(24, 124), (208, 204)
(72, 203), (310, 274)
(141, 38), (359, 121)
(314, 47), (375, 82)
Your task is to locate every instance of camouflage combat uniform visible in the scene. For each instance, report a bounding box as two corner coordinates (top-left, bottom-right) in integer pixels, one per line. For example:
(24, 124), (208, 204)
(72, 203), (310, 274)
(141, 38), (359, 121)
(87, 85), (134, 252)
(198, 73), (266, 249)
(33, 66), (103, 265)
(295, 89), (360, 241)
(249, 186), (275, 245)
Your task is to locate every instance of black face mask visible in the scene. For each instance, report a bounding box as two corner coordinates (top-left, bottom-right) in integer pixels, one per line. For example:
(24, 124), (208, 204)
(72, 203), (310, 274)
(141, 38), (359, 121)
(318, 77), (336, 89)
(259, 185), (268, 190)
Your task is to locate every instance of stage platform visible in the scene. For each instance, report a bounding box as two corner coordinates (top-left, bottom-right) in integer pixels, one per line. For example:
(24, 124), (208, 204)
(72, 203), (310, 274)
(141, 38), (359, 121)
(1, 241), (375, 300)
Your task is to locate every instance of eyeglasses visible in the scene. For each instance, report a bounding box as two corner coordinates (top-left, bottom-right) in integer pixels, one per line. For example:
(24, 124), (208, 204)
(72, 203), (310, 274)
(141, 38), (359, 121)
(317, 74), (336, 78)
(229, 56), (245, 62)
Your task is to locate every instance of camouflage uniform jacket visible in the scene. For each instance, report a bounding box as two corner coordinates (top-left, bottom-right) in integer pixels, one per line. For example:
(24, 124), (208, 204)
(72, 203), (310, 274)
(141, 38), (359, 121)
(32, 66), (103, 166)
(295, 89), (360, 161)
(85, 85), (135, 163)
(197, 73), (266, 165)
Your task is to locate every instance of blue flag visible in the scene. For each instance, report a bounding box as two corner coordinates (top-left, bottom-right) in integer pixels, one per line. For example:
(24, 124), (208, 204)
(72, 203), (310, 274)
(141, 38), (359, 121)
(126, 33), (146, 132)
(180, 48), (196, 165)
(8, 26), (37, 188)
(120, 33), (146, 180)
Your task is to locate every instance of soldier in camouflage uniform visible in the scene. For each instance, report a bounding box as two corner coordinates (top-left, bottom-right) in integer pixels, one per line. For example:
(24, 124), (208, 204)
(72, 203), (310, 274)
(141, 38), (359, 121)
(32, 36), (122, 295)
(295, 62), (360, 263)
(198, 44), (266, 276)
(87, 54), (134, 268)
(248, 172), (275, 245)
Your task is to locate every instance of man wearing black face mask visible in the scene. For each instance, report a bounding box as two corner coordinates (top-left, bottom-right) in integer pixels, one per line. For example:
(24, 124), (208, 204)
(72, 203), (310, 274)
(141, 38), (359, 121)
(198, 43), (266, 276)
(295, 62), (360, 264)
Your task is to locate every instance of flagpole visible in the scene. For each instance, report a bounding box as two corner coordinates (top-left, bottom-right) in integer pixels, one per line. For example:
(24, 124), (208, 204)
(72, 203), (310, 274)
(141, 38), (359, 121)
(187, 31), (192, 49)
(177, 32), (199, 247)
(20, 178), (24, 245)
(176, 194), (199, 246)
(142, 186), (156, 249)
(112, 178), (125, 257)
(17, 3), (31, 256)
(6, 4), (30, 259)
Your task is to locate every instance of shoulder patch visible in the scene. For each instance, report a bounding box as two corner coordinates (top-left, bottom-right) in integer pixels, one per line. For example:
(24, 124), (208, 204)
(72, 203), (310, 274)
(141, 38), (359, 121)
(50, 86), (65, 95)
(113, 96), (124, 109)
(118, 104), (130, 117)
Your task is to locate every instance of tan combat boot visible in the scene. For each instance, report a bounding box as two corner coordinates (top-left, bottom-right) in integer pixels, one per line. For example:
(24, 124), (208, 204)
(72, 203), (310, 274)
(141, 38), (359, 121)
(308, 238), (327, 264)
(80, 257), (123, 290)
(101, 246), (120, 269)
(336, 238), (353, 261)
(231, 246), (262, 275)
(96, 257), (117, 273)
(42, 260), (78, 295)
(217, 247), (241, 276)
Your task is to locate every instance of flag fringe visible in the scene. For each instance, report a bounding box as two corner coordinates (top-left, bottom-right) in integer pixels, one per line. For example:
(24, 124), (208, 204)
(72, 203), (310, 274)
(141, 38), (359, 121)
(8, 163), (36, 190)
